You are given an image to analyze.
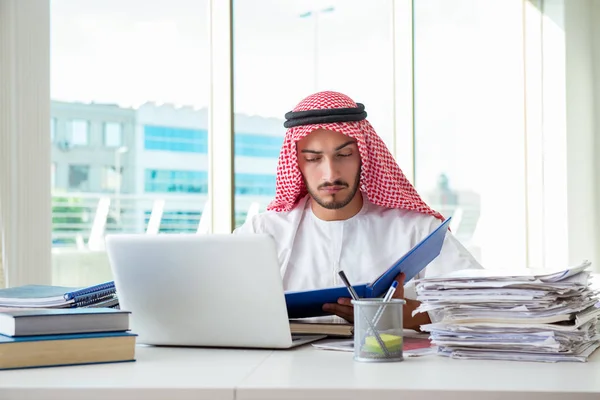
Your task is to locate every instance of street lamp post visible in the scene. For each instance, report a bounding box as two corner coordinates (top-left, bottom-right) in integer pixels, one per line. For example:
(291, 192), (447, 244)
(114, 146), (129, 224)
(299, 6), (335, 91)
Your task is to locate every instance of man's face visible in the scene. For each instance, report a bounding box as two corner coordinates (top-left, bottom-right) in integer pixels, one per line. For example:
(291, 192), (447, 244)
(296, 129), (361, 210)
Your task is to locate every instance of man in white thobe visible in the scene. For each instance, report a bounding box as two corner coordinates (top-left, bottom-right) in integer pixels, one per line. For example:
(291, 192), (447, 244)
(235, 91), (482, 330)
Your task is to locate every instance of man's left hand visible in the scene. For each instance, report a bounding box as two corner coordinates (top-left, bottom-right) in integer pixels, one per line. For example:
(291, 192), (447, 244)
(322, 272), (431, 331)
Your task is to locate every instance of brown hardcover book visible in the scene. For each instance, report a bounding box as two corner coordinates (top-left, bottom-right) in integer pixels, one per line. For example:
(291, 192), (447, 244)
(289, 316), (353, 337)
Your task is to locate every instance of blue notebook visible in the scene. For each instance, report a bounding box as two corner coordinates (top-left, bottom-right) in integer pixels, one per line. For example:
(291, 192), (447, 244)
(284, 216), (452, 319)
(0, 281), (116, 307)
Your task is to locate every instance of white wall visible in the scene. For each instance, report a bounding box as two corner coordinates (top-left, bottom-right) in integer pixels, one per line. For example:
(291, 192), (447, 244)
(594, 1), (600, 272)
(564, 0), (597, 268)
(563, 0), (599, 270)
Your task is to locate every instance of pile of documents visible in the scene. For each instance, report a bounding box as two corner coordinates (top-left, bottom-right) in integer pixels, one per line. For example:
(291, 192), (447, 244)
(414, 261), (600, 362)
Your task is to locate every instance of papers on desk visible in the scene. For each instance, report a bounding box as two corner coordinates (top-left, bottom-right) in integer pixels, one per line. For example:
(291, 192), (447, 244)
(414, 260), (600, 362)
(312, 334), (436, 357)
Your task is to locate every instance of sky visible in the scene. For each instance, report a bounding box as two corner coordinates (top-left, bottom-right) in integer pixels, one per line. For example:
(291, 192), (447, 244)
(50, 0), (393, 119)
(50, 0), (528, 194)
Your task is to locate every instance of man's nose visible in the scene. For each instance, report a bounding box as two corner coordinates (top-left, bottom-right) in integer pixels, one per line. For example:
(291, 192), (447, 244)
(320, 157), (338, 182)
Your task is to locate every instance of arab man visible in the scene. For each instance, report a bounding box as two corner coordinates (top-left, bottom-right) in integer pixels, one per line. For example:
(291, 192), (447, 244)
(234, 91), (482, 330)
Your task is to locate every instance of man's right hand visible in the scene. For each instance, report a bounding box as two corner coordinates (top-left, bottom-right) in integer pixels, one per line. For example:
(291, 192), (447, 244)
(322, 298), (354, 322)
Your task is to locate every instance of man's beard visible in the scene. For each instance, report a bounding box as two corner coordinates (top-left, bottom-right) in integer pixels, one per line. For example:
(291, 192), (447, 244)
(305, 169), (361, 210)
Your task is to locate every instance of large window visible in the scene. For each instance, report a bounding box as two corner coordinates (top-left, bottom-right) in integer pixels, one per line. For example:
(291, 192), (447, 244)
(50, 0), (210, 285)
(413, 0), (527, 269)
(232, 0), (395, 227)
(13, 0), (580, 291)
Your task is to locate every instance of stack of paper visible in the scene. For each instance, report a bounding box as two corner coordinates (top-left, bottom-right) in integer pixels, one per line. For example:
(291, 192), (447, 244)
(414, 260), (600, 362)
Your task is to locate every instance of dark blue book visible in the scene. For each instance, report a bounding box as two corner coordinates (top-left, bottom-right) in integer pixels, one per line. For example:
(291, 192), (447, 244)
(284, 217), (452, 318)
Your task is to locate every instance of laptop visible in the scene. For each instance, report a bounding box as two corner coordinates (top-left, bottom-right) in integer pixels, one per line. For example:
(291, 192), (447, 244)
(104, 233), (325, 349)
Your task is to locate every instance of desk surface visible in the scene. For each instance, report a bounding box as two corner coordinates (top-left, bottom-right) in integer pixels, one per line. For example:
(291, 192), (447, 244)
(0, 345), (599, 400)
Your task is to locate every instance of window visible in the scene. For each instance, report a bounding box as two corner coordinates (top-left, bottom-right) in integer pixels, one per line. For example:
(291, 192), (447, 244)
(235, 133), (282, 158)
(143, 125), (208, 153)
(68, 165), (90, 191)
(51, 0), (210, 285)
(232, 0), (395, 227)
(413, 0), (527, 270)
(235, 173), (277, 196)
(25, 0), (572, 292)
(144, 169), (208, 194)
(70, 120), (89, 146)
(104, 122), (122, 147)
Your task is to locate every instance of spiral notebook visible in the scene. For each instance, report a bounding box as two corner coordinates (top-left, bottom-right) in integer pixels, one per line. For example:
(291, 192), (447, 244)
(0, 281), (116, 308)
(63, 281), (115, 301)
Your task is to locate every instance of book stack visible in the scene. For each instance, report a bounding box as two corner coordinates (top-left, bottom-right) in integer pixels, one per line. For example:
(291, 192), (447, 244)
(0, 281), (119, 309)
(0, 307), (136, 369)
(414, 261), (600, 362)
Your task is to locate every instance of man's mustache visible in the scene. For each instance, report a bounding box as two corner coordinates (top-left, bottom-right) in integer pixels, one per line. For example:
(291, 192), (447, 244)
(318, 180), (349, 189)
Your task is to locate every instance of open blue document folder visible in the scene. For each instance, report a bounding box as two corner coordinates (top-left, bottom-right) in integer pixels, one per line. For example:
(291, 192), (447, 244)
(284, 217), (452, 319)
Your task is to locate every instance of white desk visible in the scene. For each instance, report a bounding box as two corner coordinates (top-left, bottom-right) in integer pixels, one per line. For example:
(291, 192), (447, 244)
(0, 346), (271, 400)
(0, 345), (599, 400)
(239, 346), (600, 400)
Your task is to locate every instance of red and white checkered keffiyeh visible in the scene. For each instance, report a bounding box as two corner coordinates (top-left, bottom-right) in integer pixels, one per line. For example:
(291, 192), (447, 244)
(267, 91), (444, 221)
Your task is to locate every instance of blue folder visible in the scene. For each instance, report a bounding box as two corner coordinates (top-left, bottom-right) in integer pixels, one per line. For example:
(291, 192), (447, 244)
(284, 216), (452, 319)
